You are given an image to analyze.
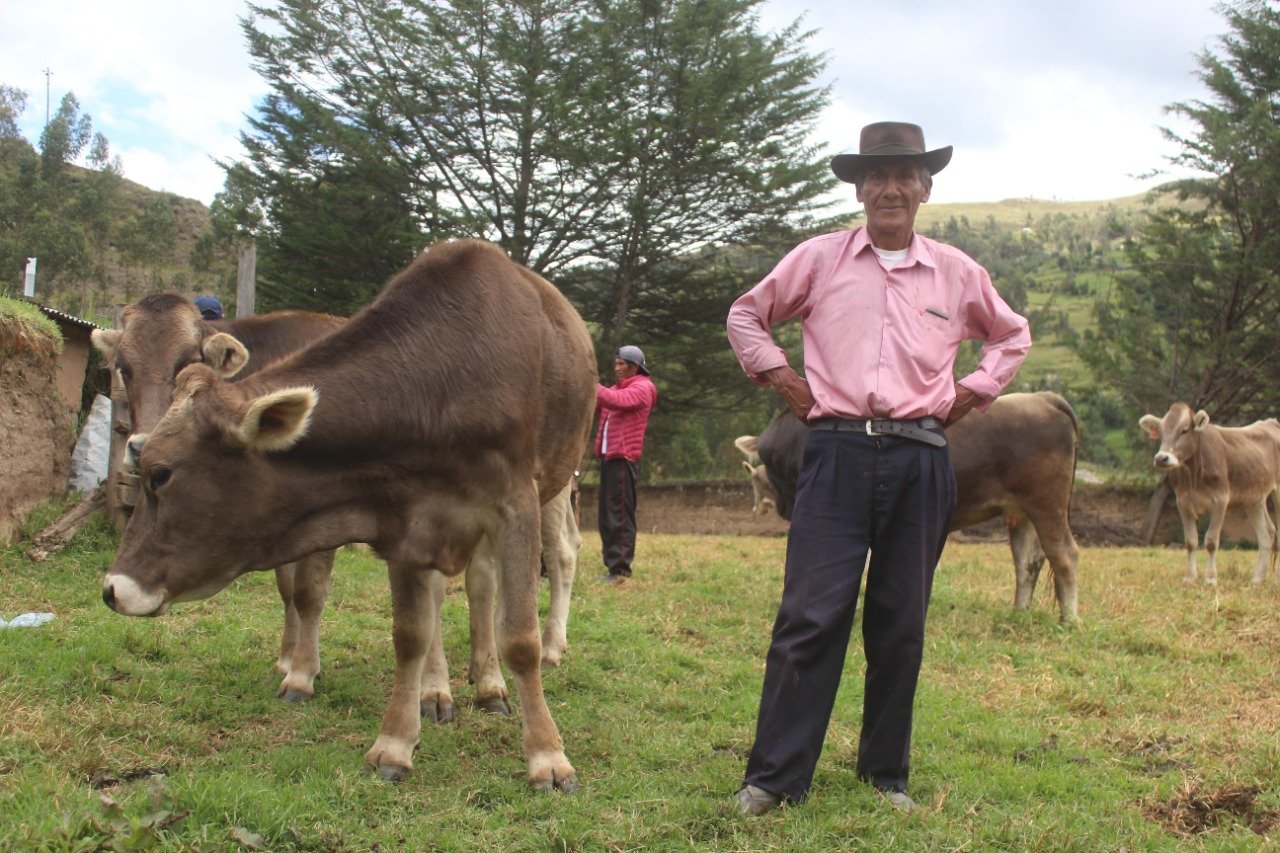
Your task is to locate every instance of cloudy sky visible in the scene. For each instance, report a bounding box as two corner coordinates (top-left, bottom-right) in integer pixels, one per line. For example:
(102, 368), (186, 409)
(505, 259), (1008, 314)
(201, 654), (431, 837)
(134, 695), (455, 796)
(0, 0), (1225, 208)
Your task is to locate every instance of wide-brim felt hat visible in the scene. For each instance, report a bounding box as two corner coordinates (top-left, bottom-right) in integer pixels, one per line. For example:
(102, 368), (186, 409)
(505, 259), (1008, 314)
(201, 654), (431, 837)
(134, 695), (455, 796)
(830, 121), (953, 184)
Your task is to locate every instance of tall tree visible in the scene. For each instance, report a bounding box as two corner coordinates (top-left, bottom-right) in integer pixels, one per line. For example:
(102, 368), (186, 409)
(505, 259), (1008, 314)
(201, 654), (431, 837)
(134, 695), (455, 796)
(1079, 0), (1280, 425)
(232, 0), (833, 476)
(233, 0), (831, 308)
(234, 91), (420, 315)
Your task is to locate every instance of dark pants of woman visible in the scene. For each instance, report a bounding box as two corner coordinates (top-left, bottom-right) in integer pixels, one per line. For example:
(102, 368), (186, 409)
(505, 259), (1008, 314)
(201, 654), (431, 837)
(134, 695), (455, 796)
(743, 427), (955, 801)
(598, 457), (638, 577)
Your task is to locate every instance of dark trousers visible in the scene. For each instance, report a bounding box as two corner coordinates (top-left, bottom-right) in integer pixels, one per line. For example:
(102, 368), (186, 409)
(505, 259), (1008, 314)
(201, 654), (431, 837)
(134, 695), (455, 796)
(743, 428), (955, 800)
(598, 457), (638, 577)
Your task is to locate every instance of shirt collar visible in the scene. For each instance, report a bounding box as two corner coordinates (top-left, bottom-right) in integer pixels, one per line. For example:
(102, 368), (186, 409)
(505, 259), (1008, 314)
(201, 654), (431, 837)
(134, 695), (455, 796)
(850, 226), (937, 270)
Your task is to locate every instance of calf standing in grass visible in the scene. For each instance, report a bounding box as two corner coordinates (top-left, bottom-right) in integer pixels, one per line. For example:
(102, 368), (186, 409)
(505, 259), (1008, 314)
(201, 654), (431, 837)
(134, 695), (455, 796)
(101, 239), (595, 791)
(1140, 403), (1280, 585)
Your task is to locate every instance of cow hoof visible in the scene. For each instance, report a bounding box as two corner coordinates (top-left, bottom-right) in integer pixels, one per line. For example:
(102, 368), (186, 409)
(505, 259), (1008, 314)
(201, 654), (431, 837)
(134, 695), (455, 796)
(376, 763), (410, 783)
(531, 772), (579, 794)
(279, 688), (311, 703)
(541, 651), (563, 669)
(477, 696), (512, 715)
(421, 699), (455, 724)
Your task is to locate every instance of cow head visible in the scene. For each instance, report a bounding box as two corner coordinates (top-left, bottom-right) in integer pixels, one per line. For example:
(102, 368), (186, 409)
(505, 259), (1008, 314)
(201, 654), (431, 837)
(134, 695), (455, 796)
(101, 364), (318, 616)
(1140, 403), (1210, 470)
(92, 295), (250, 440)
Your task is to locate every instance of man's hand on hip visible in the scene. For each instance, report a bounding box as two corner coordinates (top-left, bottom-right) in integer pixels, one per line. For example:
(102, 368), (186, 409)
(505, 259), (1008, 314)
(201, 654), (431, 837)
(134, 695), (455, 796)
(946, 382), (980, 425)
(761, 366), (815, 421)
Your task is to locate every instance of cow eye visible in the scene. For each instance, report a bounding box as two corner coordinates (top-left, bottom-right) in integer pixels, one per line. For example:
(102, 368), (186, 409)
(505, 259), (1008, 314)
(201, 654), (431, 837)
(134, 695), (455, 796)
(148, 467), (172, 493)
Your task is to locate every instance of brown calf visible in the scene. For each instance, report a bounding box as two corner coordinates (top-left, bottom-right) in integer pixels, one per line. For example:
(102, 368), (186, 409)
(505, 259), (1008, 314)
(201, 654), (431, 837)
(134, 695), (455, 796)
(750, 392), (1082, 622)
(93, 300), (345, 701)
(1140, 403), (1280, 584)
(101, 239), (596, 790)
(93, 299), (582, 708)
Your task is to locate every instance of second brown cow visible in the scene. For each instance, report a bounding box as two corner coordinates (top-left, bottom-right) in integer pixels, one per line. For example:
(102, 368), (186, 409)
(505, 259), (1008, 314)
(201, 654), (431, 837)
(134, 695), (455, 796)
(747, 391), (1082, 622)
(100, 239), (596, 790)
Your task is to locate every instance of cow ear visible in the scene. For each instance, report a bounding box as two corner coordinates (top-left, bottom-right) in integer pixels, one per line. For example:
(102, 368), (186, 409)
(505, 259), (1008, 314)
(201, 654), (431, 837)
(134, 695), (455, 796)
(202, 332), (250, 379)
(231, 387), (317, 452)
(91, 329), (122, 360)
(742, 461), (755, 475)
(1194, 410), (1211, 430)
(1138, 414), (1161, 440)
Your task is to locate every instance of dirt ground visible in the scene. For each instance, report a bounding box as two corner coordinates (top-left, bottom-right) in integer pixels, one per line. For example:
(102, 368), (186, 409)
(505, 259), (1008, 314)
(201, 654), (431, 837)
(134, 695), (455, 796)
(1, 318), (73, 545)
(580, 480), (1229, 547)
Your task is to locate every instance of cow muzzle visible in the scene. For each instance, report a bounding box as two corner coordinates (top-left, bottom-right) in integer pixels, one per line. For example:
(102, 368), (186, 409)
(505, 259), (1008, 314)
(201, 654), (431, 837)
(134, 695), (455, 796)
(1153, 451), (1180, 469)
(102, 573), (169, 616)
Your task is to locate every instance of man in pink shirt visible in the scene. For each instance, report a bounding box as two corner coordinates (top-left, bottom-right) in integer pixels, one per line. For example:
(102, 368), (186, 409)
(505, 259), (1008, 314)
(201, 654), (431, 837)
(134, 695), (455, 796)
(727, 122), (1030, 815)
(594, 345), (658, 582)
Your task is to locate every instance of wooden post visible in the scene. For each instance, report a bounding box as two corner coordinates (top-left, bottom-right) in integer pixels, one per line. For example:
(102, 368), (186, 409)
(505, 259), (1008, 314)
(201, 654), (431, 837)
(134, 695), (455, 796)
(105, 305), (131, 532)
(236, 241), (257, 319)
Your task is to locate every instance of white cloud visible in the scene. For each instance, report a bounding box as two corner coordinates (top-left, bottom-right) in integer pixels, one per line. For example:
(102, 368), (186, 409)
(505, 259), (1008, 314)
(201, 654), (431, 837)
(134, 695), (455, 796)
(0, 0), (1227, 206)
(0, 0), (261, 203)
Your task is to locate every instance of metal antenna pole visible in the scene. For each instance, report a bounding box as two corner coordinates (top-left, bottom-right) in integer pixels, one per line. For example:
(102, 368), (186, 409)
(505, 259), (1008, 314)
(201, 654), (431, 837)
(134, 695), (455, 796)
(42, 67), (52, 127)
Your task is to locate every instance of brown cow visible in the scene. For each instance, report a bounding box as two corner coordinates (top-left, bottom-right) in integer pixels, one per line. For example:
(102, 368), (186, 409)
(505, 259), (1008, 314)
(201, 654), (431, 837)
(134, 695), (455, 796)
(92, 300), (582, 709)
(93, 300), (345, 701)
(1140, 403), (1280, 585)
(750, 392), (1082, 622)
(101, 239), (595, 790)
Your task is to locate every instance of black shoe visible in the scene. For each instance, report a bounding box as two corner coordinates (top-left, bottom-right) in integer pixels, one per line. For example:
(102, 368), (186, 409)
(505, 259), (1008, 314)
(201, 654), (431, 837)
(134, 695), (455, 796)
(735, 784), (782, 816)
(878, 790), (917, 812)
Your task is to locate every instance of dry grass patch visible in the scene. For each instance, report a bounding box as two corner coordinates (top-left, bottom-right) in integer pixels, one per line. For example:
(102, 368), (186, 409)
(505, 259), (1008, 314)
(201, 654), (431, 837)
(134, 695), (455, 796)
(1143, 780), (1280, 837)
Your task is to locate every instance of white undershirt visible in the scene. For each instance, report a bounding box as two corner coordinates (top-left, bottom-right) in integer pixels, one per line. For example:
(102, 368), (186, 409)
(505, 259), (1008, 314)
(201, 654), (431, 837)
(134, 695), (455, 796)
(873, 246), (909, 269)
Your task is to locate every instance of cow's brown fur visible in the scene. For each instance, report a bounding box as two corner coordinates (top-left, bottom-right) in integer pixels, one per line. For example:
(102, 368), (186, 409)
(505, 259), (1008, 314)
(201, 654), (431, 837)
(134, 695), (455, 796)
(103, 239), (596, 790)
(750, 392), (1082, 622)
(1140, 403), (1280, 584)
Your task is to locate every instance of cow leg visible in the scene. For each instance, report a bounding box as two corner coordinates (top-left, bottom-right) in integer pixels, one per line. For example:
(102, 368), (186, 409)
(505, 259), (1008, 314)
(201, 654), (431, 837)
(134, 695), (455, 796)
(1270, 489), (1280, 583)
(1177, 504), (1200, 583)
(419, 571), (454, 723)
(541, 483), (580, 668)
(1203, 500), (1228, 586)
(1008, 514), (1044, 610)
(1025, 506), (1081, 623)
(277, 549), (335, 701)
(365, 563), (441, 781)
(498, 481), (577, 793)
(466, 542), (511, 715)
(1246, 501), (1273, 585)
(274, 563), (300, 676)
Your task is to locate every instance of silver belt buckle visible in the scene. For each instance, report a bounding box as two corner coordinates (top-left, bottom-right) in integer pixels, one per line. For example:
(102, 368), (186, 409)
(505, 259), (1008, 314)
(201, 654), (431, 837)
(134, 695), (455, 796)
(865, 419), (880, 436)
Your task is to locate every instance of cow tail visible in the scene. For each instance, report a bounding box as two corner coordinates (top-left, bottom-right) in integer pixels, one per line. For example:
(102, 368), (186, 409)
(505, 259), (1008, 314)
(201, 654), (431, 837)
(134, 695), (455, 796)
(1048, 392), (1081, 529)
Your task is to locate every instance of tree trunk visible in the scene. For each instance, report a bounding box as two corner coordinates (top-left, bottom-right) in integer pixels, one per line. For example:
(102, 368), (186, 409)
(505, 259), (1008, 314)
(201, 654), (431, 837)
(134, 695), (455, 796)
(1141, 479), (1172, 545)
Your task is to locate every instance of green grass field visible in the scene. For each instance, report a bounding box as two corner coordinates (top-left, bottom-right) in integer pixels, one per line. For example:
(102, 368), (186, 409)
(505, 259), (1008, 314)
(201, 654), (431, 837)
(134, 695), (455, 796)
(3, 511), (1279, 851)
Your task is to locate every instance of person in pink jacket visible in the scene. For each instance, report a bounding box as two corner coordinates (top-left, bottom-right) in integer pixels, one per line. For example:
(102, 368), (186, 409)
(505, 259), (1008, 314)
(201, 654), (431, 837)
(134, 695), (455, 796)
(593, 345), (658, 582)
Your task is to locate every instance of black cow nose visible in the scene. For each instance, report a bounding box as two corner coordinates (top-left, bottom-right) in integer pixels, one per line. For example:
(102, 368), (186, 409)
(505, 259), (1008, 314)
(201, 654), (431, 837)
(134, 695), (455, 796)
(103, 584), (116, 610)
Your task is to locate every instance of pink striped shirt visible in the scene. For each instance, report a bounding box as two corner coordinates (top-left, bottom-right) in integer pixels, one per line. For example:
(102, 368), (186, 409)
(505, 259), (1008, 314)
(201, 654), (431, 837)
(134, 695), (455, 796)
(726, 227), (1030, 422)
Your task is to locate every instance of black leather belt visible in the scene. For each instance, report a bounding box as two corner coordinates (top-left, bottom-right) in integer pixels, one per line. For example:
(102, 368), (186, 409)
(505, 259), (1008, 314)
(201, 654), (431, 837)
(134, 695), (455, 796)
(810, 417), (946, 447)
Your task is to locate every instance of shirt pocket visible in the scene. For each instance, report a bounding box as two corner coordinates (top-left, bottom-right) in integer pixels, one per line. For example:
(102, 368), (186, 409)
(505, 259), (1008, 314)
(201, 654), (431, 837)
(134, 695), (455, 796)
(908, 302), (956, 374)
